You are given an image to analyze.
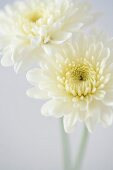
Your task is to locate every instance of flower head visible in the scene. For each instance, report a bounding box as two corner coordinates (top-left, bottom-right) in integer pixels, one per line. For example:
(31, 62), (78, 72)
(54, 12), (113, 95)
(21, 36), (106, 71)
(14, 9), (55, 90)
(0, 0), (97, 72)
(27, 32), (113, 133)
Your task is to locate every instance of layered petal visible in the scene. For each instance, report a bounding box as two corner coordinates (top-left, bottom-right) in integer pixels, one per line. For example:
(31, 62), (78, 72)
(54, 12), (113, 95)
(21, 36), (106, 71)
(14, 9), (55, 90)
(41, 99), (74, 118)
(63, 113), (78, 133)
(27, 87), (48, 99)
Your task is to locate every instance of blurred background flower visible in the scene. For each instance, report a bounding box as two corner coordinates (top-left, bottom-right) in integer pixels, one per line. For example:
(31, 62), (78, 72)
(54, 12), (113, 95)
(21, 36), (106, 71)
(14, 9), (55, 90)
(0, 0), (97, 72)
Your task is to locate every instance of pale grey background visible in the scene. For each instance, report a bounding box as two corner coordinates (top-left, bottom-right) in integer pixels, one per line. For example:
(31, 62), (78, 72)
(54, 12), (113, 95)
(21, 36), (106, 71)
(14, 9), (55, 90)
(0, 0), (113, 170)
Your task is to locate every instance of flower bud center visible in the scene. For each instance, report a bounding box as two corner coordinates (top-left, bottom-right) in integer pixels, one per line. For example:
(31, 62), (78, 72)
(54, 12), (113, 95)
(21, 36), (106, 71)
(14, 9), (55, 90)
(70, 64), (90, 82)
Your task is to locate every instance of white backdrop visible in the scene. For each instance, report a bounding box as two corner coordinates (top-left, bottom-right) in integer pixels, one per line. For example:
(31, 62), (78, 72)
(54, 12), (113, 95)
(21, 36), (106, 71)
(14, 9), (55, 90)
(0, 0), (113, 170)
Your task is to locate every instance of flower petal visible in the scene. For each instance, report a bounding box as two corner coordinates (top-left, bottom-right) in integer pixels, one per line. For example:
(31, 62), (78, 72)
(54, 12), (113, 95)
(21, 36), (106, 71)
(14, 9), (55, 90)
(26, 68), (43, 86)
(94, 90), (106, 100)
(1, 47), (14, 66)
(85, 101), (100, 132)
(27, 87), (48, 99)
(85, 116), (98, 133)
(100, 105), (113, 127)
(42, 44), (57, 56)
(41, 99), (73, 118)
(51, 32), (72, 44)
(102, 91), (113, 106)
(63, 113), (78, 133)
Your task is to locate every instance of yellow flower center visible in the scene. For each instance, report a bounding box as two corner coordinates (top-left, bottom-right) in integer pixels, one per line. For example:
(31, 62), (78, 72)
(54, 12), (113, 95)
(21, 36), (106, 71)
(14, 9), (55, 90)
(25, 10), (43, 23)
(67, 64), (90, 82)
(18, 9), (52, 45)
(58, 61), (98, 99)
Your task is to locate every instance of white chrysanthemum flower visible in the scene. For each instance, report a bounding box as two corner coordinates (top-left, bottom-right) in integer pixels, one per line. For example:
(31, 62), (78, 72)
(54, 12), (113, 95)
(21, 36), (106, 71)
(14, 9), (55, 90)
(26, 32), (113, 133)
(0, 0), (97, 72)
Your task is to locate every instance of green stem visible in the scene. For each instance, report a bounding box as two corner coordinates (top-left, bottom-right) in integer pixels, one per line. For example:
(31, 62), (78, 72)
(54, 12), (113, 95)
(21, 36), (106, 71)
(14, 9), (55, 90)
(74, 126), (89, 170)
(59, 118), (71, 170)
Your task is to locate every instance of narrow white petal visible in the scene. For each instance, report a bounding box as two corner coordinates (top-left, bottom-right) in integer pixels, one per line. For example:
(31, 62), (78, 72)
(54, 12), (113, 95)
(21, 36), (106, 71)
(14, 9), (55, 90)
(68, 23), (84, 32)
(101, 113), (113, 127)
(94, 90), (106, 100)
(27, 87), (48, 99)
(85, 116), (98, 133)
(42, 44), (57, 56)
(14, 61), (22, 73)
(51, 32), (72, 44)
(1, 47), (14, 66)
(100, 105), (113, 127)
(41, 100), (73, 118)
(26, 68), (43, 86)
(102, 91), (113, 106)
(78, 110), (89, 121)
(85, 101), (100, 132)
(63, 113), (78, 133)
